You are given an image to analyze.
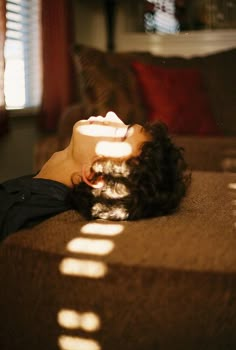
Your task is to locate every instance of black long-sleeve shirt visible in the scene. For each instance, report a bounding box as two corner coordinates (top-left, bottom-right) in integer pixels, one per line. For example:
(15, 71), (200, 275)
(0, 175), (71, 241)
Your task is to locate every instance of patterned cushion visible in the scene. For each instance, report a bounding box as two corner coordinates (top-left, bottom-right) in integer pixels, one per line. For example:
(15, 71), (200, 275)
(73, 44), (151, 125)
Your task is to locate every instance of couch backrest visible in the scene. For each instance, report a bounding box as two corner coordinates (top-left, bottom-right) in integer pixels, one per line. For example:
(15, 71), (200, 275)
(73, 45), (236, 136)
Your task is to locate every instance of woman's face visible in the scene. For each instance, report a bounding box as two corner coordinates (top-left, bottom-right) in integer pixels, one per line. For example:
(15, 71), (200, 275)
(70, 111), (150, 166)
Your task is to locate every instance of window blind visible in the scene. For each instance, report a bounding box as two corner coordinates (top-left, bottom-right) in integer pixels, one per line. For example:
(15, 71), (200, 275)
(4, 0), (42, 109)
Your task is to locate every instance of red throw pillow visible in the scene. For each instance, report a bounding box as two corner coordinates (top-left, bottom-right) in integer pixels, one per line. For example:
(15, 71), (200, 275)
(132, 61), (221, 135)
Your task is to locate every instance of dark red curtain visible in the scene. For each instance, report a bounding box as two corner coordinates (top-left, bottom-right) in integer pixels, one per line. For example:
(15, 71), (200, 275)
(39, 0), (76, 132)
(0, 0), (8, 137)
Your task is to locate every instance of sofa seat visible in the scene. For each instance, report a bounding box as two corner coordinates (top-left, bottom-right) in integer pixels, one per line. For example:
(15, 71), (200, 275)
(173, 135), (236, 172)
(0, 171), (236, 350)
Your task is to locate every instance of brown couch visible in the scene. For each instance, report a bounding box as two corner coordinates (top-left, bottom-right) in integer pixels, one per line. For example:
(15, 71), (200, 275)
(34, 44), (236, 172)
(1, 45), (236, 350)
(1, 170), (236, 350)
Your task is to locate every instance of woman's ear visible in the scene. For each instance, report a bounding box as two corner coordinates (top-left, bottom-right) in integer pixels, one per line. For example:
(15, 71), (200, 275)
(71, 172), (82, 186)
(82, 164), (104, 189)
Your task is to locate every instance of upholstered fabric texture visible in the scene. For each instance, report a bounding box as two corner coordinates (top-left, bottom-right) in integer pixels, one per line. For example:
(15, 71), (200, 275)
(132, 61), (221, 135)
(73, 45), (236, 136)
(73, 44), (150, 125)
(1, 171), (236, 350)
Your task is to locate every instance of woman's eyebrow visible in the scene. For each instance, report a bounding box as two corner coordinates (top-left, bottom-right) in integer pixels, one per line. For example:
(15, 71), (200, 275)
(121, 124), (133, 141)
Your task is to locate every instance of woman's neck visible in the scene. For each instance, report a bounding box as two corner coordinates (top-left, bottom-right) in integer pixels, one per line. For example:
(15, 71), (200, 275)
(34, 147), (82, 188)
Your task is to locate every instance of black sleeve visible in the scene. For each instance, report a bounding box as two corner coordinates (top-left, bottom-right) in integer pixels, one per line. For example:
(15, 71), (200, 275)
(0, 175), (71, 241)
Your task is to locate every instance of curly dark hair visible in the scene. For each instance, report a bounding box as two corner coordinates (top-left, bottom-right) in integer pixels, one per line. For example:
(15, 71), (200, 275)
(69, 121), (191, 220)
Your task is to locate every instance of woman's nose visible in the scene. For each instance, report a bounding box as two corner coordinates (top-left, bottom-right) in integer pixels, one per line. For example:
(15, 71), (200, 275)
(104, 111), (124, 125)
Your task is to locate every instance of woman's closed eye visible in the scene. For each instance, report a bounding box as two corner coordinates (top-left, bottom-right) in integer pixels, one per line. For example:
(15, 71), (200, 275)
(113, 126), (130, 141)
(121, 125), (132, 142)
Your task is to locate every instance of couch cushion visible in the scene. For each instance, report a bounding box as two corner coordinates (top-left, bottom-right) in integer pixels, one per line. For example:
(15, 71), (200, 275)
(132, 61), (221, 135)
(141, 48), (236, 136)
(1, 171), (236, 349)
(173, 135), (236, 172)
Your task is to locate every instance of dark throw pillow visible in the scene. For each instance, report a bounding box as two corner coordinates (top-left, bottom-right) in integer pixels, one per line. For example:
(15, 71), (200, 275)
(132, 61), (221, 135)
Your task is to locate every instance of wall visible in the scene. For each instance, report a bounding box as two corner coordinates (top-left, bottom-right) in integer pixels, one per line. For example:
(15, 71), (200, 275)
(73, 0), (107, 50)
(73, 1), (236, 56)
(0, 117), (38, 182)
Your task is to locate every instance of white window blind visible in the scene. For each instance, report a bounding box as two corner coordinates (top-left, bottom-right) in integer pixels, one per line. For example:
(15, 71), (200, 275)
(4, 0), (42, 110)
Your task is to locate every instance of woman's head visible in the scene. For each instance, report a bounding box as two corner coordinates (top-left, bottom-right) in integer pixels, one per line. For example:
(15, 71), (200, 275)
(68, 111), (150, 169)
(69, 112), (190, 221)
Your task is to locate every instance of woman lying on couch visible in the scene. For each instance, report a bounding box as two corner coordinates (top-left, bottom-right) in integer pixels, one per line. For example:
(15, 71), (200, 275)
(0, 111), (190, 240)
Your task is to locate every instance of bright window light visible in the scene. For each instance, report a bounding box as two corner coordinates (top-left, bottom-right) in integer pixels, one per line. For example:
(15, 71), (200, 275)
(59, 258), (108, 278)
(96, 141), (132, 158)
(81, 223), (124, 236)
(228, 183), (236, 190)
(67, 237), (114, 256)
(144, 0), (180, 33)
(58, 335), (101, 350)
(4, 0), (42, 109)
(57, 309), (101, 331)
